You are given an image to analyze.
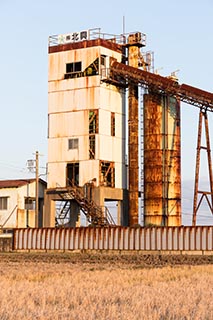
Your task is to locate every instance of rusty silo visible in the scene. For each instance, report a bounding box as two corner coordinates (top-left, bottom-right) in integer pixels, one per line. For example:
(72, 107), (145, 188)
(143, 93), (181, 226)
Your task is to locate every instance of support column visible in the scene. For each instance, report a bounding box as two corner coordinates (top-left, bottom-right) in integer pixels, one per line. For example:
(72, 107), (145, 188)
(192, 109), (213, 225)
(127, 34), (140, 226)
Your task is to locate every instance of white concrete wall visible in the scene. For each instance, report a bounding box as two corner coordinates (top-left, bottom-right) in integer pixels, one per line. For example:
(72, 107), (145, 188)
(48, 42), (126, 190)
(0, 188), (17, 228)
(0, 181), (46, 228)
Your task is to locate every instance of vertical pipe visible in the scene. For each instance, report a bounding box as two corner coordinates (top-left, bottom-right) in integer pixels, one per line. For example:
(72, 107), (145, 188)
(162, 95), (168, 225)
(35, 151), (39, 228)
(128, 38), (139, 226)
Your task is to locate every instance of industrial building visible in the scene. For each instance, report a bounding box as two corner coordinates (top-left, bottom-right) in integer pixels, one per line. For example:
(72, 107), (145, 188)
(44, 28), (213, 228)
(0, 179), (46, 228)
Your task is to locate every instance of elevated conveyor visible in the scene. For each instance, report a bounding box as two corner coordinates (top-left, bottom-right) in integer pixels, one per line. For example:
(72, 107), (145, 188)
(106, 60), (213, 226)
(109, 60), (213, 111)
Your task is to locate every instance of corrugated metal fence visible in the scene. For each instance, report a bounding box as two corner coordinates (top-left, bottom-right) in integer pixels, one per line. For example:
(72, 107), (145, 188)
(13, 226), (213, 252)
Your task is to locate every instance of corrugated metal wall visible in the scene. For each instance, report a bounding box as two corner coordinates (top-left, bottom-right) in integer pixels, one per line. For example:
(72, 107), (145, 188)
(13, 226), (213, 251)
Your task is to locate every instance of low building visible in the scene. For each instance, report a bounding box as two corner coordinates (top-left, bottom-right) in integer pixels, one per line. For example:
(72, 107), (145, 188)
(0, 179), (47, 228)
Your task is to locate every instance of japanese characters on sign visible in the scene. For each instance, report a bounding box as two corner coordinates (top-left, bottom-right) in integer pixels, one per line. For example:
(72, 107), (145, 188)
(58, 31), (88, 44)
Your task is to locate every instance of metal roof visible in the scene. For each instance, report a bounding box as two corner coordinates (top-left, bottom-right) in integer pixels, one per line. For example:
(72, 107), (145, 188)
(0, 179), (47, 189)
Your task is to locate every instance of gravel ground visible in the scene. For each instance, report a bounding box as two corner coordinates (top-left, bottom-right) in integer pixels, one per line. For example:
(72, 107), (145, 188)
(0, 252), (213, 268)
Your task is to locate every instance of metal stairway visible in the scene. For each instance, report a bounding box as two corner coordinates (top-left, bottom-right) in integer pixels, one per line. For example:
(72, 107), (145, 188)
(55, 184), (115, 227)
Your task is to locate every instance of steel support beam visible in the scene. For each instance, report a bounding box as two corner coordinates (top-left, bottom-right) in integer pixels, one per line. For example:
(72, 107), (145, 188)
(192, 110), (213, 225)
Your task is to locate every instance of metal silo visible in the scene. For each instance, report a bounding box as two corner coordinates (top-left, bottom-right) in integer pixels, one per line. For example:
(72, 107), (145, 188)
(143, 93), (181, 226)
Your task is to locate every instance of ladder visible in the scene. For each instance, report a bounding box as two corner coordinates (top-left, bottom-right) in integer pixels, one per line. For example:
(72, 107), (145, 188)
(139, 87), (145, 225)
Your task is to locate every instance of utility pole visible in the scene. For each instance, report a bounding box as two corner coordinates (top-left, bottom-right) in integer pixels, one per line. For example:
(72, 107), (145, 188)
(35, 151), (39, 228)
(27, 151), (39, 228)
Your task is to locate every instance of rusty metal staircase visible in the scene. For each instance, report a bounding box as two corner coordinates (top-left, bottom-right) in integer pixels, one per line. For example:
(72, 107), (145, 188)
(55, 201), (71, 226)
(55, 184), (115, 227)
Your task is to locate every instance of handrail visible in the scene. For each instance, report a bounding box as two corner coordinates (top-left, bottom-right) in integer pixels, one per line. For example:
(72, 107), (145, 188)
(0, 205), (18, 228)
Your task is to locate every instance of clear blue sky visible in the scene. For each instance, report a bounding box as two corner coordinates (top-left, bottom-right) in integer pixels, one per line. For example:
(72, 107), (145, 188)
(0, 0), (213, 224)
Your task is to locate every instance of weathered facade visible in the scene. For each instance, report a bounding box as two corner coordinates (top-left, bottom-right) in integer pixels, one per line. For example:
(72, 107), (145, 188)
(45, 30), (128, 227)
(45, 28), (183, 227)
(0, 179), (46, 228)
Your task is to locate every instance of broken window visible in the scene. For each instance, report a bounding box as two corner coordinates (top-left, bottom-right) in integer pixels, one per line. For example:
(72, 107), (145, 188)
(0, 197), (8, 210)
(89, 110), (98, 134)
(67, 163), (79, 186)
(89, 135), (95, 159)
(85, 58), (99, 76)
(100, 161), (115, 187)
(111, 112), (115, 136)
(68, 138), (78, 150)
(89, 110), (98, 159)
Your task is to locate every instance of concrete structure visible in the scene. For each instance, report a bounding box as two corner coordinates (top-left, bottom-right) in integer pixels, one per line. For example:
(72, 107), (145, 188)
(45, 29), (129, 227)
(44, 27), (184, 227)
(0, 179), (46, 228)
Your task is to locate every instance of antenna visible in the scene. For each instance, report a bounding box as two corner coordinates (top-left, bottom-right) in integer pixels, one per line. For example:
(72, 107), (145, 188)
(123, 15), (125, 35)
(154, 67), (163, 74)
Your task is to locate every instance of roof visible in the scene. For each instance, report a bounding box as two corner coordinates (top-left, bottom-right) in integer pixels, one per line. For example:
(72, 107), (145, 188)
(48, 38), (122, 54)
(0, 179), (47, 189)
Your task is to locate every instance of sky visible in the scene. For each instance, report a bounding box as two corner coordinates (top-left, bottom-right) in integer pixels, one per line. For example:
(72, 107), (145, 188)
(0, 0), (213, 225)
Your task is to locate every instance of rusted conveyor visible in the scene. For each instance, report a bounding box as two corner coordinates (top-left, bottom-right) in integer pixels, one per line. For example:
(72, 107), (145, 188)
(109, 59), (213, 226)
(110, 60), (213, 111)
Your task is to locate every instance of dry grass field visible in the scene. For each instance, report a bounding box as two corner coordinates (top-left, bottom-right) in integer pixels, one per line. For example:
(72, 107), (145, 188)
(0, 253), (212, 320)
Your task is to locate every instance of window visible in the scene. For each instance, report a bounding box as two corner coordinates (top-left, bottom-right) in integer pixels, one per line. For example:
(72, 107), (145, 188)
(65, 58), (99, 79)
(111, 112), (115, 136)
(89, 110), (98, 159)
(0, 197), (8, 210)
(101, 55), (106, 67)
(66, 62), (82, 74)
(89, 135), (95, 159)
(25, 198), (35, 210)
(68, 138), (78, 150)
(100, 161), (115, 187)
(67, 163), (79, 186)
(89, 110), (98, 134)
(85, 58), (99, 76)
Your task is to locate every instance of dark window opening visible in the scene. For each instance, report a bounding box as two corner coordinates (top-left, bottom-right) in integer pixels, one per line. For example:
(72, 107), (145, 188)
(68, 138), (78, 150)
(85, 58), (99, 76)
(25, 198), (35, 210)
(66, 61), (82, 74)
(0, 197), (8, 210)
(89, 135), (95, 159)
(111, 112), (115, 136)
(101, 55), (106, 67)
(89, 110), (98, 134)
(67, 163), (79, 186)
(65, 58), (99, 79)
(100, 161), (115, 187)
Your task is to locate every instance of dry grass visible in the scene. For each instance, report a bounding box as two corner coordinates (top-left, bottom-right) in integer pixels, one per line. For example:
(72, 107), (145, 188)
(0, 253), (212, 319)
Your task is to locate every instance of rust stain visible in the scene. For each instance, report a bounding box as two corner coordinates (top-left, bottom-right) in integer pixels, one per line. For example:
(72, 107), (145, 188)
(143, 93), (181, 226)
(128, 42), (140, 226)
(49, 39), (122, 55)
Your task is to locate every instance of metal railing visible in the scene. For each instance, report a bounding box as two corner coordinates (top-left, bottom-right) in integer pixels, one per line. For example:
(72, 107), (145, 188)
(48, 28), (146, 48)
